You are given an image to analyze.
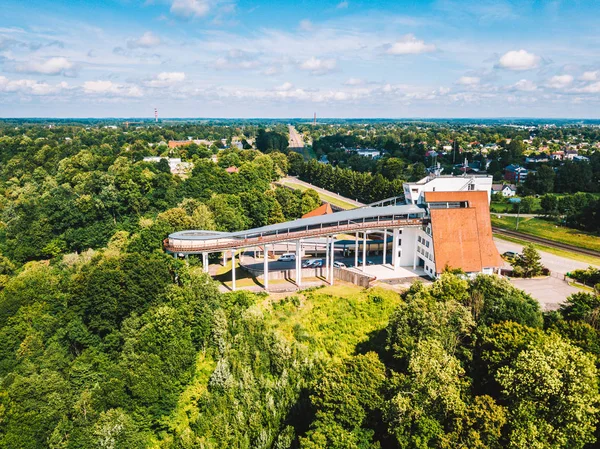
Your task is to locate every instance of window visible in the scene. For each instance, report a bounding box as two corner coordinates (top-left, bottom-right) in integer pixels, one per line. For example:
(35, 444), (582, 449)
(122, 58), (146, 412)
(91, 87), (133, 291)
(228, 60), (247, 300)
(426, 241), (430, 248)
(418, 236), (422, 243)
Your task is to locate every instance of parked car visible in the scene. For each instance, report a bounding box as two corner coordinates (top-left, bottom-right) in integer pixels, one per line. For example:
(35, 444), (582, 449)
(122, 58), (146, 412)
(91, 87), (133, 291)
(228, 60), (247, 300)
(333, 261), (346, 268)
(278, 253), (296, 262)
(502, 251), (519, 260)
(312, 260), (324, 267)
(357, 259), (374, 266)
(302, 259), (319, 268)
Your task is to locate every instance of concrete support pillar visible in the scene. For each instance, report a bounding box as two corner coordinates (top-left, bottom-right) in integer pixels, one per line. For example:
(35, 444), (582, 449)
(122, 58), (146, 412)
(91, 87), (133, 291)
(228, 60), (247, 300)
(391, 228), (400, 270)
(231, 250), (236, 291)
(296, 240), (301, 288)
(354, 232), (359, 268)
(325, 236), (330, 281)
(263, 244), (269, 291)
(382, 229), (387, 265)
(330, 235), (335, 285)
(362, 231), (367, 271)
(202, 253), (209, 273)
(223, 251), (226, 266)
(413, 234), (418, 270)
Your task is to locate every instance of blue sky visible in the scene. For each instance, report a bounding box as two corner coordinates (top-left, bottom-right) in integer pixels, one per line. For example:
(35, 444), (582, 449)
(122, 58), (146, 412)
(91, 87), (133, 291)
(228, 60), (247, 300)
(1, 0), (599, 118)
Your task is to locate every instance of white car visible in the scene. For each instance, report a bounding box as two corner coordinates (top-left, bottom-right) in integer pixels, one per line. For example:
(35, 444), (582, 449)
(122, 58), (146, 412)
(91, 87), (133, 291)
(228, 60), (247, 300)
(278, 253), (296, 262)
(333, 261), (346, 268)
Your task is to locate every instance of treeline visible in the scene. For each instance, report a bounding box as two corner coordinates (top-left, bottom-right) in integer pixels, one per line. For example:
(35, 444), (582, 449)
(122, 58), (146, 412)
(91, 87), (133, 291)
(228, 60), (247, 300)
(289, 157), (404, 204)
(299, 274), (600, 448)
(539, 193), (600, 231)
(0, 125), (323, 264)
(3, 259), (599, 448)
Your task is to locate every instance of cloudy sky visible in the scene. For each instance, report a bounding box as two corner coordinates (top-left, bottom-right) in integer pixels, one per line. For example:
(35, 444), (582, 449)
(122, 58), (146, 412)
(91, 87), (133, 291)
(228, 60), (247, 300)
(1, 0), (599, 118)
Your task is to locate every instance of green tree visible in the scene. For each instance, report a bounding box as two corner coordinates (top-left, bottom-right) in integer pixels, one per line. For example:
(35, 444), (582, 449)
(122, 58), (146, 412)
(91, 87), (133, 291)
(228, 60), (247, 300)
(513, 244), (544, 278)
(496, 335), (599, 449)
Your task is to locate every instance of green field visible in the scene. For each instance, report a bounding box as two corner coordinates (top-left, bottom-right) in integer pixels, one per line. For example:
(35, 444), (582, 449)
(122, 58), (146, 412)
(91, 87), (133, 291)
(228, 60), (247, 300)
(491, 215), (600, 253)
(281, 180), (359, 210)
(265, 284), (401, 359)
(490, 199), (541, 213)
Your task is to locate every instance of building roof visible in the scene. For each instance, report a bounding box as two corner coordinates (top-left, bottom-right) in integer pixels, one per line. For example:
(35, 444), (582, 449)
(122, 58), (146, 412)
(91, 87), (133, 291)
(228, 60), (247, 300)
(225, 166), (239, 173)
(302, 203), (333, 218)
(424, 191), (503, 273)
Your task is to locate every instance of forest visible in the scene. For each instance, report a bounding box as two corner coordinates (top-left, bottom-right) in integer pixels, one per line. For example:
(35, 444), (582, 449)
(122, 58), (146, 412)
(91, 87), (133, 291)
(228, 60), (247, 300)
(0, 121), (599, 448)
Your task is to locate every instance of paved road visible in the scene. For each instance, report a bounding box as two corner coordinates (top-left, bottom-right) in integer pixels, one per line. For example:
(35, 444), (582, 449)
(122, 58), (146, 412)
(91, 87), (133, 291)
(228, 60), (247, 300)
(493, 237), (597, 275)
(288, 125), (304, 148)
(280, 176), (365, 208)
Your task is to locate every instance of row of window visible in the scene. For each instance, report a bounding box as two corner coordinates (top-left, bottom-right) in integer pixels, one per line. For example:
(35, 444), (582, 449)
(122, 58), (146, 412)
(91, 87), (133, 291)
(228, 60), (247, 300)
(417, 235), (430, 248)
(417, 246), (434, 262)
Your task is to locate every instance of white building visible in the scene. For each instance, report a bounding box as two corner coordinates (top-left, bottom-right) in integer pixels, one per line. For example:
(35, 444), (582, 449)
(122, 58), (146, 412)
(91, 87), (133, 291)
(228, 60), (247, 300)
(142, 157), (193, 175)
(356, 149), (382, 159)
(403, 174), (494, 205)
(492, 183), (517, 197)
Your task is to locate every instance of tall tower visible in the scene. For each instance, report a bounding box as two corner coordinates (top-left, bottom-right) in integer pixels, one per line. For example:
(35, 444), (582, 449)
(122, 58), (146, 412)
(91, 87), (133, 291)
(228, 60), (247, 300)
(154, 108), (158, 123)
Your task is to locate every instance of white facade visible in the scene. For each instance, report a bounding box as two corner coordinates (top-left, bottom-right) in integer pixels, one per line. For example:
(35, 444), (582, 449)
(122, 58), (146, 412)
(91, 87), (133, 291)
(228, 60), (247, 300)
(403, 175), (493, 205)
(500, 185), (516, 197)
(142, 157), (193, 175)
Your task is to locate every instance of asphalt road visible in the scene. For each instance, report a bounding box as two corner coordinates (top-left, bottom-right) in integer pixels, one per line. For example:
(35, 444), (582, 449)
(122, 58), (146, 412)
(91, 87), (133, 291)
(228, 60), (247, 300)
(288, 125), (304, 148)
(493, 237), (597, 275)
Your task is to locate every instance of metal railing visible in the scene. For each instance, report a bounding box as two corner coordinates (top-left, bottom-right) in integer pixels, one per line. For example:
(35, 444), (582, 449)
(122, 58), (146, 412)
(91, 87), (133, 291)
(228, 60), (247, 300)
(165, 218), (423, 253)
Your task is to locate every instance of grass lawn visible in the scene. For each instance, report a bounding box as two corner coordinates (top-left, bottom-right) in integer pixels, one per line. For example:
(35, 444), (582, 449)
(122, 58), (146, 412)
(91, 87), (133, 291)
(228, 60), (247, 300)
(491, 215), (600, 253)
(263, 284), (402, 360)
(282, 181), (358, 210)
(494, 233), (600, 266)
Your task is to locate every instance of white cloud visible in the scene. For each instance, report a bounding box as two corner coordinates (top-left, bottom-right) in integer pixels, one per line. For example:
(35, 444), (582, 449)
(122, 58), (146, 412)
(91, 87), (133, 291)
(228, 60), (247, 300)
(497, 49), (540, 71)
(16, 56), (74, 75)
(385, 34), (435, 55)
(262, 66), (281, 76)
(457, 76), (480, 86)
(512, 79), (537, 91)
(336, 1), (349, 9)
(147, 72), (186, 87)
(170, 0), (210, 18)
(574, 82), (600, 94)
(546, 74), (573, 89)
(0, 76), (69, 95)
(276, 82), (294, 91)
(127, 31), (161, 49)
(581, 71), (598, 81)
(82, 80), (142, 97)
(344, 77), (365, 86)
(299, 57), (337, 75)
(214, 49), (261, 70)
(299, 19), (313, 31)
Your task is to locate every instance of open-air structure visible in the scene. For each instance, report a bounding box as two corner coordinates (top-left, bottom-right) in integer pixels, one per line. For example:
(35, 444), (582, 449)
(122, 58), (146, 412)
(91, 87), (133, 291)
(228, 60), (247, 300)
(164, 188), (504, 291)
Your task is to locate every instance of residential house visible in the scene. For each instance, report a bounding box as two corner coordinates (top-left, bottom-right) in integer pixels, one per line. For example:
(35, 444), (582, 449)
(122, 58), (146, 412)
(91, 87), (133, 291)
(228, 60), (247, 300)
(492, 183), (517, 197)
(504, 164), (528, 183)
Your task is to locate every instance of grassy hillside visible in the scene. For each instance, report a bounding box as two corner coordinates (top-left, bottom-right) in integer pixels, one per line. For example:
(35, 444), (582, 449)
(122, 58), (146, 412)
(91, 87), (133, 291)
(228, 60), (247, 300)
(491, 215), (600, 252)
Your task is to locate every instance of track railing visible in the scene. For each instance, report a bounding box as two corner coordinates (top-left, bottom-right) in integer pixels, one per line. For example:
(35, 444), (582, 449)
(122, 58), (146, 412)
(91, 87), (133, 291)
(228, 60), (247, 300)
(165, 218), (423, 253)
